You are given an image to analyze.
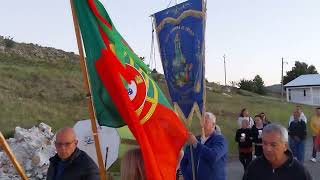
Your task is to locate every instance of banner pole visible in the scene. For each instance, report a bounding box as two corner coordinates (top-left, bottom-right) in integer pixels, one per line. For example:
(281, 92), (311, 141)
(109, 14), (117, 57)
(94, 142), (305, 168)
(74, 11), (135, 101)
(188, 127), (196, 180)
(69, 0), (107, 179)
(0, 132), (28, 180)
(176, 108), (196, 180)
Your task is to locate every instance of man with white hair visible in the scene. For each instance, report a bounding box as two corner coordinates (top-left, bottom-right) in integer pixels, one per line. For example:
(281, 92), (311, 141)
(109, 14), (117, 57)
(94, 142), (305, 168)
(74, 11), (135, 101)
(243, 124), (311, 180)
(181, 112), (228, 180)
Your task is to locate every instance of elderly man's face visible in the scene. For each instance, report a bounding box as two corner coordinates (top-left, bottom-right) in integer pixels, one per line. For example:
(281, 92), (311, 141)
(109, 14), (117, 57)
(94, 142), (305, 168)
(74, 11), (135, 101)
(262, 132), (288, 167)
(55, 129), (78, 160)
(204, 115), (215, 136)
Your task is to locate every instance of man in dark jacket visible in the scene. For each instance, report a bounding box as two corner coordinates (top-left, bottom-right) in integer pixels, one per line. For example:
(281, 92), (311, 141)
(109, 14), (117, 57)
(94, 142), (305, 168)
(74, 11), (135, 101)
(243, 124), (312, 180)
(181, 112), (228, 180)
(288, 110), (307, 163)
(47, 127), (99, 180)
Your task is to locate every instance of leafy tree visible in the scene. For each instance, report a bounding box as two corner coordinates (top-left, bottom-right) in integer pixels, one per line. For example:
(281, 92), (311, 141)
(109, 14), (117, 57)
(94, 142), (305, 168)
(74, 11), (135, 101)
(4, 36), (15, 48)
(238, 79), (254, 92)
(238, 75), (266, 95)
(283, 61), (318, 85)
(253, 75), (266, 95)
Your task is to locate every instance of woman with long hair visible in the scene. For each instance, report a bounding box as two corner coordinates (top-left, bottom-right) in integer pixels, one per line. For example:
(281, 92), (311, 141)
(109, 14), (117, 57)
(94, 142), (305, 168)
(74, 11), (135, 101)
(237, 108), (254, 128)
(120, 148), (145, 180)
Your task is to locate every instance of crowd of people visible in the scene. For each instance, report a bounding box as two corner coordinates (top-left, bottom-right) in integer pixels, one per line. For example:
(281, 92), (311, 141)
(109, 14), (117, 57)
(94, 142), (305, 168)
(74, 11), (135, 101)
(235, 105), (320, 180)
(45, 105), (320, 180)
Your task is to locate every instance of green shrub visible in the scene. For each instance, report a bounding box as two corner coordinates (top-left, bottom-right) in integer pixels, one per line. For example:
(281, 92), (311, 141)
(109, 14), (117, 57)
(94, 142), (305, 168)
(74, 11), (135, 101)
(4, 36), (15, 48)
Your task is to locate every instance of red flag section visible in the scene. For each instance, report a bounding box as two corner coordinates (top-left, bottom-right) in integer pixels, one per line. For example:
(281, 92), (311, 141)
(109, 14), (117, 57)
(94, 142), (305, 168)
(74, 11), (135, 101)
(95, 48), (188, 179)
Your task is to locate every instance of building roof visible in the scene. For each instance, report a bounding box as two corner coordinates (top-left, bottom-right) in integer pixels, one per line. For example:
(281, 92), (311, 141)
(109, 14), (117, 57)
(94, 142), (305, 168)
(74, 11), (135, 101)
(284, 74), (320, 87)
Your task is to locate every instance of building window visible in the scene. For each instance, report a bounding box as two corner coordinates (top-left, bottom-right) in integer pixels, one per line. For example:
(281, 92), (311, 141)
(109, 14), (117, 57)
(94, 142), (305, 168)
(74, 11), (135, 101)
(304, 89), (306, 97)
(289, 89), (291, 100)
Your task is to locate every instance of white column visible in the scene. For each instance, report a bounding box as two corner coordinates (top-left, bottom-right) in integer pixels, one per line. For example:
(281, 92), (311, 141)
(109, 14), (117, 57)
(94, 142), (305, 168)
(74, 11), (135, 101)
(286, 88), (290, 102)
(310, 87), (314, 105)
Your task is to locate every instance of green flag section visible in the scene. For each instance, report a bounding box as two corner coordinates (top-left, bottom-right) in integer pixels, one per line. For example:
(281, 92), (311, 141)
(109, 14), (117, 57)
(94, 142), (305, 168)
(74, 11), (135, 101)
(73, 0), (188, 179)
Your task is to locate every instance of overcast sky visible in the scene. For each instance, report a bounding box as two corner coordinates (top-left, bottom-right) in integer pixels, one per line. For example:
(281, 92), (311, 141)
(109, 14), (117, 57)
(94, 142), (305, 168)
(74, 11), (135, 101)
(1, 0), (319, 85)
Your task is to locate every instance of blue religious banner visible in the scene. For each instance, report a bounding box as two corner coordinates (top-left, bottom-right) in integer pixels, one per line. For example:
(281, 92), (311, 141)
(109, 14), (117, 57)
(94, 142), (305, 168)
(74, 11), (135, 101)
(153, 0), (206, 123)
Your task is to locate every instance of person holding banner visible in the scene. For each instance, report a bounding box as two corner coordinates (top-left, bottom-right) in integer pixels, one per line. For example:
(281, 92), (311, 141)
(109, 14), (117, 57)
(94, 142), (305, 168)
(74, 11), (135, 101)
(47, 127), (99, 180)
(181, 112), (228, 180)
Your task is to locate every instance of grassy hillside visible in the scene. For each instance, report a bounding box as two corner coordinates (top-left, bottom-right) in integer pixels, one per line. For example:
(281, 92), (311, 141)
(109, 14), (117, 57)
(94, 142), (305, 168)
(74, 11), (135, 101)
(0, 51), (316, 167)
(0, 53), (89, 136)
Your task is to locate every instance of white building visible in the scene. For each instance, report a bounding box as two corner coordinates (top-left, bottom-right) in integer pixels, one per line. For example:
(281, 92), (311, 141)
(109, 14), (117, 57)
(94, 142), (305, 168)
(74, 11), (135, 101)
(284, 74), (320, 106)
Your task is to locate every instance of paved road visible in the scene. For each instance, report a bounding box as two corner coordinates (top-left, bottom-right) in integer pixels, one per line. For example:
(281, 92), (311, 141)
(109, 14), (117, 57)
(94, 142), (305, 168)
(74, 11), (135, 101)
(227, 138), (319, 180)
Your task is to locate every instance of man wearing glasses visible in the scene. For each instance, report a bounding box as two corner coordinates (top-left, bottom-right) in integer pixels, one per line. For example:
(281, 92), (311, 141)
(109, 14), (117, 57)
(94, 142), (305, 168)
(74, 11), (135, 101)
(47, 127), (99, 180)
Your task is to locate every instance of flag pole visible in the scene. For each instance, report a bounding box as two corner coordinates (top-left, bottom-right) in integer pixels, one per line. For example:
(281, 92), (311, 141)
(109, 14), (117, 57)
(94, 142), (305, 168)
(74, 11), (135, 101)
(69, 0), (107, 179)
(0, 131), (28, 180)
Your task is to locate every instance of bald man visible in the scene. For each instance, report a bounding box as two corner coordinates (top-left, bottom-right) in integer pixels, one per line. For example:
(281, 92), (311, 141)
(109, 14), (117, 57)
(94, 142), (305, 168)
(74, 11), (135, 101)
(47, 127), (99, 180)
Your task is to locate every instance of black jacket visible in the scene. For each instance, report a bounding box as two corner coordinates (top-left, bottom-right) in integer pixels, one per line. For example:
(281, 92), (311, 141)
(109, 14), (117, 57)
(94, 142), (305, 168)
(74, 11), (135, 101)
(47, 148), (100, 180)
(235, 128), (252, 149)
(251, 125), (263, 145)
(242, 150), (312, 180)
(288, 120), (307, 140)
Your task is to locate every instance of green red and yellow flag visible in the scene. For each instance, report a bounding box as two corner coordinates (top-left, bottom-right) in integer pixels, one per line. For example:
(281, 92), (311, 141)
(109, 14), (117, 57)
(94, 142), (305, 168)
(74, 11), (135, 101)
(73, 0), (188, 179)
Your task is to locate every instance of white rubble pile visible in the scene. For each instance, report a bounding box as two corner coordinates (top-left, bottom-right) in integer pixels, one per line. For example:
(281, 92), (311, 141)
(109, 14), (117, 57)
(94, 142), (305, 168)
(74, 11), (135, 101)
(0, 123), (56, 180)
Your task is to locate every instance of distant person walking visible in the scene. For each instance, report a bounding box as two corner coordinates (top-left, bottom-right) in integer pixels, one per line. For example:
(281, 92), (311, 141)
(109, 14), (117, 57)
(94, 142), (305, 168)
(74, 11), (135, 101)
(310, 107), (320, 163)
(237, 108), (254, 128)
(260, 112), (271, 125)
(289, 105), (307, 125)
(251, 115), (265, 157)
(288, 110), (307, 163)
(235, 119), (253, 170)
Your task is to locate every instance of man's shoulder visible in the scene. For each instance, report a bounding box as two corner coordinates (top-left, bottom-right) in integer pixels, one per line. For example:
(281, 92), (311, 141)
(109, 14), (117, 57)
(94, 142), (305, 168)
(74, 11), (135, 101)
(281, 158), (311, 179)
(290, 158), (309, 172)
(247, 156), (268, 171)
(49, 153), (61, 164)
(212, 133), (226, 140)
(75, 149), (95, 162)
(250, 156), (266, 165)
(73, 149), (99, 171)
(243, 157), (269, 180)
(208, 133), (227, 146)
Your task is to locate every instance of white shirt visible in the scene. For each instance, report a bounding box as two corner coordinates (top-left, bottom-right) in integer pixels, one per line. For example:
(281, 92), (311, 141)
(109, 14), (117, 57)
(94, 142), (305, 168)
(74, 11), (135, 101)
(288, 112), (307, 125)
(237, 117), (255, 128)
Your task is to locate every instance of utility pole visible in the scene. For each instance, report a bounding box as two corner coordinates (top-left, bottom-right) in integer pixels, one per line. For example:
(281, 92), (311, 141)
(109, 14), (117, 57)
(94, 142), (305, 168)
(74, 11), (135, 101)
(223, 54), (227, 87)
(281, 58), (288, 102)
(281, 58), (284, 102)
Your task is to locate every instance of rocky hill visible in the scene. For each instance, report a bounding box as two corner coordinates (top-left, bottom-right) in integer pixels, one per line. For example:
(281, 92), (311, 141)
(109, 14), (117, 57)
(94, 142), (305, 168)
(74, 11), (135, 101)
(0, 36), (79, 63)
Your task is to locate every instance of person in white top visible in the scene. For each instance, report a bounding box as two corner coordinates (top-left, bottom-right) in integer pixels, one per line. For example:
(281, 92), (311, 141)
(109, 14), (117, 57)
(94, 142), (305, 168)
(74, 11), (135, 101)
(288, 105), (307, 125)
(238, 108), (255, 128)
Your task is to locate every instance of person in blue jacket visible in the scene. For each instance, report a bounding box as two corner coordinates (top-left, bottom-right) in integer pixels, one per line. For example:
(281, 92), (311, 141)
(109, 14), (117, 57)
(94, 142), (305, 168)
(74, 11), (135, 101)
(181, 112), (228, 180)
